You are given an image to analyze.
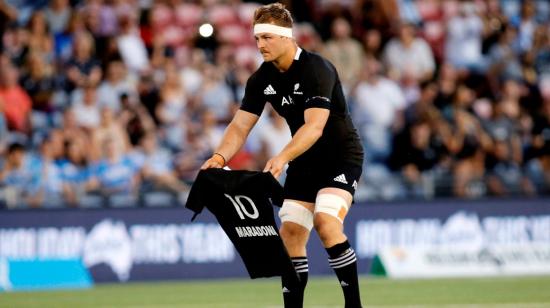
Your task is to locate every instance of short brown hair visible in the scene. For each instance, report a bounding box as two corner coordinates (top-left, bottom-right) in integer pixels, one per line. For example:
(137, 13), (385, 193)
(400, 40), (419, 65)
(253, 3), (293, 27)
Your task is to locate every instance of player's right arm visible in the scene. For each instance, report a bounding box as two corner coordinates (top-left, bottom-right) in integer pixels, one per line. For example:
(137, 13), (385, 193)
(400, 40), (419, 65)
(201, 110), (260, 169)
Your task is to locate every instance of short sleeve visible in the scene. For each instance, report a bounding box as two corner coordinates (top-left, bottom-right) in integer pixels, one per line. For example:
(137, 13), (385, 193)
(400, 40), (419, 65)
(261, 172), (284, 207)
(302, 61), (335, 110)
(185, 170), (210, 220)
(240, 74), (266, 116)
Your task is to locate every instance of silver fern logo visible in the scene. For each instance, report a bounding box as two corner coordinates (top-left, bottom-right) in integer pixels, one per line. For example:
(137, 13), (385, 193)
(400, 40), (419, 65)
(293, 83), (303, 95)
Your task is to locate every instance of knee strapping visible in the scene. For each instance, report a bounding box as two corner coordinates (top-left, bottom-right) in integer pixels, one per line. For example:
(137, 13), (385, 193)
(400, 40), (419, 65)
(314, 194), (349, 223)
(278, 201), (314, 231)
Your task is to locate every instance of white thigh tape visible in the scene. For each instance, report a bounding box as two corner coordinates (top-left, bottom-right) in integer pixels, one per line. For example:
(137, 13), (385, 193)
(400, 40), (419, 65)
(314, 194), (349, 223)
(278, 201), (314, 231)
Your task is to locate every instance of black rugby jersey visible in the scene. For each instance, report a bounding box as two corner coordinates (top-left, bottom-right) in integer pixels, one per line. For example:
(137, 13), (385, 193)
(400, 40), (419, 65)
(185, 169), (298, 281)
(241, 48), (364, 167)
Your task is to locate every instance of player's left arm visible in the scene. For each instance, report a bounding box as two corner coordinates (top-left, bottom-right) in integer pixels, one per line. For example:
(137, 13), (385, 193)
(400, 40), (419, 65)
(264, 108), (329, 178)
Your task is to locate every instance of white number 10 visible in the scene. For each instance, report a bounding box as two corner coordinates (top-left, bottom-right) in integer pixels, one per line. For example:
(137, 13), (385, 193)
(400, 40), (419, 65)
(224, 194), (259, 220)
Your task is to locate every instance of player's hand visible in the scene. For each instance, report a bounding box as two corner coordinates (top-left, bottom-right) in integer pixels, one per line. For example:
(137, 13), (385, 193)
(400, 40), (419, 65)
(201, 153), (225, 170)
(263, 155), (288, 179)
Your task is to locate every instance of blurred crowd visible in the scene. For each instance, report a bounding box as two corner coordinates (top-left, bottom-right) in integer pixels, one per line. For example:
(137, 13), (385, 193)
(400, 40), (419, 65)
(0, 0), (549, 209)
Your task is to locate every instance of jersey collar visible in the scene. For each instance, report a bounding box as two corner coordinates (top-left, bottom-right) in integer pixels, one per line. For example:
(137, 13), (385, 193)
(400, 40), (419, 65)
(294, 47), (303, 60)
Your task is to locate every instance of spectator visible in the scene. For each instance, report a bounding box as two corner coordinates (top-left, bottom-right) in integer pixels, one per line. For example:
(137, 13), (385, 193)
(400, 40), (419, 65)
(0, 64), (32, 133)
(294, 22), (324, 54)
(322, 17), (365, 90)
(20, 52), (59, 130)
(486, 136), (535, 196)
(118, 93), (156, 146)
(0, 1), (18, 52)
(403, 81), (450, 141)
(97, 60), (136, 113)
(44, 0), (71, 35)
(91, 107), (130, 161)
(510, 0), (538, 52)
(26, 136), (64, 208)
(0, 98), (8, 154)
(59, 138), (91, 206)
(89, 137), (139, 198)
(72, 83), (101, 130)
(487, 24), (522, 86)
(444, 84), (493, 197)
(64, 31), (102, 92)
(54, 11), (86, 63)
(480, 0), (509, 56)
(434, 62), (459, 110)
(389, 117), (442, 198)
(137, 72), (161, 124)
(45, 128), (65, 162)
(383, 21), (435, 83)
(230, 65), (252, 104)
(59, 107), (88, 143)
(362, 28), (383, 59)
(156, 65), (187, 151)
(133, 132), (188, 193)
(352, 58), (406, 162)
(2, 25), (28, 67)
(445, 1), (484, 72)
(0, 143), (40, 208)
(497, 79), (524, 121)
(354, 0), (399, 44)
(200, 109), (225, 154)
(116, 14), (149, 74)
(179, 49), (207, 98)
(533, 25), (550, 77)
(174, 127), (212, 183)
(525, 98), (550, 193)
(26, 10), (54, 62)
(98, 0), (137, 38)
(483, 99), (534, 196)
(79, 0), (101, 37)
(197, 63), (235, 123)
(527, 149), (550, 195)
(316, 1), (353, 41)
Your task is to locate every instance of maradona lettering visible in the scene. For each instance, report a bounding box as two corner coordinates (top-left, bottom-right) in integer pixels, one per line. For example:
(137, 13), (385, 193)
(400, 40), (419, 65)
(235, 226), (278, 238)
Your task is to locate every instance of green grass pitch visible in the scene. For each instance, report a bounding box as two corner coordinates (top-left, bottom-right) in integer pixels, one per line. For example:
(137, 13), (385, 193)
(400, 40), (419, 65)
(2, 276), (550, 307)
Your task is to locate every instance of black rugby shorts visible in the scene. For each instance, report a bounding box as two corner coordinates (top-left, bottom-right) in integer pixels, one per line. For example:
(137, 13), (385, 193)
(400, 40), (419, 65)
(283, 161), (362, 203)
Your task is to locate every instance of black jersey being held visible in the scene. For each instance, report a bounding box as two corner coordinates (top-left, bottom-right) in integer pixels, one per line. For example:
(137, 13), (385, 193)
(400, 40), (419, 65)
(185, 169), (298, 281)
(241, 48), (364, 167)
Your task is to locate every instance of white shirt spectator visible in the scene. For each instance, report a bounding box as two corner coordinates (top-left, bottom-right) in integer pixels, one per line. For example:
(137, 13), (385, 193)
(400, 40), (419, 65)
(383, 37), (435, 81)
(354, 78), (406, 128)
(71, 86), (101, 128)
(352, 74), (406, 161)
(445, 6), (484, 69)
(130, 147), (173, 176)
(72, 103), (100, 128)
(180, 68), (203, 96)
(96, 80), (135, 113)
(117, 31), (149, 73)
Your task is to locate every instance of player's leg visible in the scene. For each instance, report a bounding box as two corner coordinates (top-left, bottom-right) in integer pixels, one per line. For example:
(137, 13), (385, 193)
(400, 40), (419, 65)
(278, 199), (314, 308)
(314, 187), (362, 308)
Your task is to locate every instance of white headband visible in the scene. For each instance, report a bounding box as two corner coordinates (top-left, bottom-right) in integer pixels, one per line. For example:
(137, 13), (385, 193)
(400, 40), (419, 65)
(254, 23), (293, 38)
